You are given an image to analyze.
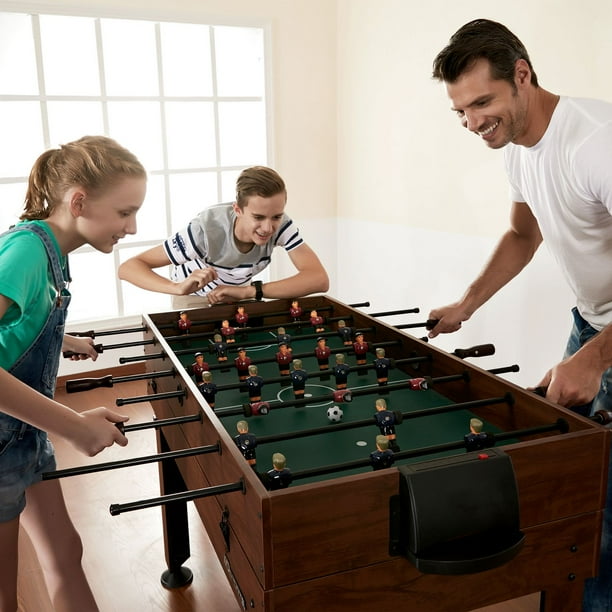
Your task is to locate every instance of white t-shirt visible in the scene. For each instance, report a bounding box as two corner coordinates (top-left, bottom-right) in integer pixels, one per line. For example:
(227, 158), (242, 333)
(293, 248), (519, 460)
(163, 203), (304, 296)
(505, 96), (612, 330)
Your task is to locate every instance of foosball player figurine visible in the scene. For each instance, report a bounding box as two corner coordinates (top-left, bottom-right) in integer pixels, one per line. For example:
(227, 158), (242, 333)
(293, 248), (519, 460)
(369, 435), (395, 471)
(234, 420), (257, 468)
(235, 305), (249, 327)
(235, 347), (252, 382)
(246, 364), (264, 402)
(310, 309), (325, 333)
(333, 353), (351, 390)
(374, 397), (400, 452)
(374, 347), (391, 391)
(276, 326), (292, 349)
(276, 342), (293, 378)
(261, 452), (293, 491)
(221, 319), (236, 343)
(198, 371), (218, 409)
(191, 351), (210, 381)
(289, 299), (303, 322)
(464, 417), (494, 452)
(177, 310), (192, 335)
(352, 332), (369, 367)
(212, 332), (228, 361)
(337, 319), (354, 346)
(314, 336), (331, 380)
(290, 358), (308, 399)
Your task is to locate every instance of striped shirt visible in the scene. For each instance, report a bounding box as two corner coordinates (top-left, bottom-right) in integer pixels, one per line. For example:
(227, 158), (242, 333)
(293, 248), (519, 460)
(164, 203), (304, 296)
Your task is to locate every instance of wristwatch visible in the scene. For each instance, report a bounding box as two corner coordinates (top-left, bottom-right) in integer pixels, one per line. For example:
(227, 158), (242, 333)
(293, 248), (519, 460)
(251, 280), (263, 301)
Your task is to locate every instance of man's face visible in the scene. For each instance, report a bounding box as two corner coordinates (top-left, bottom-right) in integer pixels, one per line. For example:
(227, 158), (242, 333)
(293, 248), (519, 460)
(446, 58), (529, 149)
(233, 193), (286, 246)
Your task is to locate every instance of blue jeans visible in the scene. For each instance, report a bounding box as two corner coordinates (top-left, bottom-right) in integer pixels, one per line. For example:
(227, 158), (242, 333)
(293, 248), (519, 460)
(566, 309), (612, 612)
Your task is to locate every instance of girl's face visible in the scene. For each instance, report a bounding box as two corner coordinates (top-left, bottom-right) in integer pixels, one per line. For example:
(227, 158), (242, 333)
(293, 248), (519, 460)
(75, 176), (146, 253)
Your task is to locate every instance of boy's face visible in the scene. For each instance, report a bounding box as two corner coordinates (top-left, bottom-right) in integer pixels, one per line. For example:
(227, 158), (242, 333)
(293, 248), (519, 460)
(233, 193), (286, 246)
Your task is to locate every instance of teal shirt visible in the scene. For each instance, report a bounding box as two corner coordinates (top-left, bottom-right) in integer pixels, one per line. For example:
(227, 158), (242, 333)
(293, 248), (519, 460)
(0, 221), (65, 369)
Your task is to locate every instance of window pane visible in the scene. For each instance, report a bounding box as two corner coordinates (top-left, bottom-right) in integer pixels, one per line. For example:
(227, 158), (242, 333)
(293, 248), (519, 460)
(168, 172), (219, 232)
(214, 26), (264, 97)
(107, 101), (163, 170)
(218, 101), (267, 166)
(221, 170), (240, 202)
(119, 246), (172, 316)
(160, 22), (212, 96)
(0, 102), (44, 178)
(124, 174), (168, 243)
(0, 182), (27, 232)
(47, 101), (105, 147)
(0, 13), (37, 95)
(165, 102), (216, 169)
(39, 15), (100, 96)
(101, 19), (158, 96)
(68, 251), (118, 322)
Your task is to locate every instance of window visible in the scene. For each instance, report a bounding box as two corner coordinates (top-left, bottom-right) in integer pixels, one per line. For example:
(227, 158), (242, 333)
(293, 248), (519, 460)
(0, 11), (268, 324)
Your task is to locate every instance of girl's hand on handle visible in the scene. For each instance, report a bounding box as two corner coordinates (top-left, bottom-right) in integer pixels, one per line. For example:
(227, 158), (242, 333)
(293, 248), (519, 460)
(72, 407), (129, 456)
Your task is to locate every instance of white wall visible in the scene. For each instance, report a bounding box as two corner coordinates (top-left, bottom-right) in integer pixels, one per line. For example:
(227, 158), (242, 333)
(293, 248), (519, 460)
(334, 0), (612, 387)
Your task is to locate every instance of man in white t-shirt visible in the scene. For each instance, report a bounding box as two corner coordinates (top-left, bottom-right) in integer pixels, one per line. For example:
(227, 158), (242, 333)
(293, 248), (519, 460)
(119, 166), (328, 308)
(429, 19), (612, 611)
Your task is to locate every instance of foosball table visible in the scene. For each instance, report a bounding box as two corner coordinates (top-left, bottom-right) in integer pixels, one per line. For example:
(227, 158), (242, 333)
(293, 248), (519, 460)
(61, 295), (611, 611)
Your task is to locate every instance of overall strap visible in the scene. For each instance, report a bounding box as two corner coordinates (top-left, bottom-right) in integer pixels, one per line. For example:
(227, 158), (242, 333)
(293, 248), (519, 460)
(2, 223), (69, 293)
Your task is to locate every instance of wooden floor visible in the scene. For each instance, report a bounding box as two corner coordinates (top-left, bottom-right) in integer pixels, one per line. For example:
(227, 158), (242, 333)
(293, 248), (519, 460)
(17, 376), (540, 612)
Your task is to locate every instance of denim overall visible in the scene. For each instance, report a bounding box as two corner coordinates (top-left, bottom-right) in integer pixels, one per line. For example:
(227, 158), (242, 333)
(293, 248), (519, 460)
(0, 223), (70, 521)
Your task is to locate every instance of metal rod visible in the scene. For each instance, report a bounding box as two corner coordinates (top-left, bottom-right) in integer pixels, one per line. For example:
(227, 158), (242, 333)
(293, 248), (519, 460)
(66, 369), (176, 393)
(116, 389), (186, 406)
(368, 308), (420, 317)
(489, 365), (520, 375)
(255, 394), (513, 445)
(214, 372), (472, 417)
(290, 419), (566, 481)
(109, 479), (245, 515)
(68, 326), (148, 338)
(42, 443), (220, 480)
(120, 413), (201, 433)
(395, 319), (438, 330)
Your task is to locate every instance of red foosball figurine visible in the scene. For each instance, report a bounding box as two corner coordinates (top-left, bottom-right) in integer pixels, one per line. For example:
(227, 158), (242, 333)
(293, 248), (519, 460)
(353, 332), (369, 365)
(289, 299), (303, 322)
(234, 348), (251, 381)
(314, 337), (331, 370)
(276, 343), (293, 376)
(191, 352), (210, 380)
(177, 311), (192, 334)
(235, 305), (249, 328)
(310, 309), (325, 333)
(221, 319), (236, 343)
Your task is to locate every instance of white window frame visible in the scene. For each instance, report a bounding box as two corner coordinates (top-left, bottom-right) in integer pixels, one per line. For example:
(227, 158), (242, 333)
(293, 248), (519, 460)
(0, 4), (274, 330)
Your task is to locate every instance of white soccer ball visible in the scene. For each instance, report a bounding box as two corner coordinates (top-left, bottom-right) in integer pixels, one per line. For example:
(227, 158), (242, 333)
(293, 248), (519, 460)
(327, 405), (343, 422)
